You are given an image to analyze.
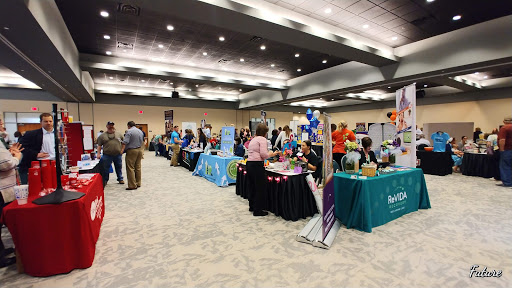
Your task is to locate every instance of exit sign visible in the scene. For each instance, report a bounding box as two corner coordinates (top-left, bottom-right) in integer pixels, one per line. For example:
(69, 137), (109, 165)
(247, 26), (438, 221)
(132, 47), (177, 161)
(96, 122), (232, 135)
(138, 110), (143, 114)
(31, 107), (38, 111)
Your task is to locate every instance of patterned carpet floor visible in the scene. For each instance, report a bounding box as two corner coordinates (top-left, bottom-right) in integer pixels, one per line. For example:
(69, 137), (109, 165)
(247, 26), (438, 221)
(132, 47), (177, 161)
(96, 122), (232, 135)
(1, 153), (511, 287)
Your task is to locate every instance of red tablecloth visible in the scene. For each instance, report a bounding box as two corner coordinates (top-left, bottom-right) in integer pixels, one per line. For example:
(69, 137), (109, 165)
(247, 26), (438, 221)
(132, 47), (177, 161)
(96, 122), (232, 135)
(1, 174), (105, 277)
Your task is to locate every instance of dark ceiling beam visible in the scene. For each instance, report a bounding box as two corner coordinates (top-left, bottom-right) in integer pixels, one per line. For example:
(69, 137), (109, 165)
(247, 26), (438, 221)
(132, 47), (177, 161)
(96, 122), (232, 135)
(121, 0), (398, 67)
(0, 0), (94, 102)
(80, 54), (287, 91)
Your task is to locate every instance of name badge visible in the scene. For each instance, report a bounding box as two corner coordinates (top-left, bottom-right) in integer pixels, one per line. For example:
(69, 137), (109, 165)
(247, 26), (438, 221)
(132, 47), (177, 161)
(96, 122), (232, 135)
(350, 175), (357, 179)
(359, 176), (368, 179)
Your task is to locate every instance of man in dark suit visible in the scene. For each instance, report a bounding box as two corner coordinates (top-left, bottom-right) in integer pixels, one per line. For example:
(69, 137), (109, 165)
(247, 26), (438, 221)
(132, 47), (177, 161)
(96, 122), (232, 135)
(18, 113), (55, 184)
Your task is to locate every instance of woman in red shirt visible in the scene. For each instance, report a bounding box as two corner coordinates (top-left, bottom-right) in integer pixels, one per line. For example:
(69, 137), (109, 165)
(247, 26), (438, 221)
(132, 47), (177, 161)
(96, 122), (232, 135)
(332, 120), (356, 168)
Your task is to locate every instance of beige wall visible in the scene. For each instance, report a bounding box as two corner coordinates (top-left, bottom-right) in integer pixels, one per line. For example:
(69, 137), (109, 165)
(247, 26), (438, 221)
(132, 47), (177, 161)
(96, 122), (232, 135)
(2, 98), (510, 136)
(329, 98), (512, 133)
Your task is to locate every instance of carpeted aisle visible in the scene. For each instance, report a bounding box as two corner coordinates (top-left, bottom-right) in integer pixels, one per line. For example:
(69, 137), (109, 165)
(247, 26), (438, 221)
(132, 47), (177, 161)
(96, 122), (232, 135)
(1, 153), (511, 287)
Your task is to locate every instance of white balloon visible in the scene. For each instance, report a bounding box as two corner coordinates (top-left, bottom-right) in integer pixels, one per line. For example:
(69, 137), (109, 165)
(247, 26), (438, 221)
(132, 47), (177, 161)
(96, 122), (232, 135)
(313, 110), (321, 119)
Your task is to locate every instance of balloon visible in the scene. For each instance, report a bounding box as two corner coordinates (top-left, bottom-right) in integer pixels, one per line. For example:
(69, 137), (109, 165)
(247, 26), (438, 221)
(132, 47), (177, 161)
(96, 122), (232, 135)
(313, 110), (321, 119)
(392, 110), (396, 115)
(390, 115), (396, 121)
(310, 117), (320, 129)
(386, 112), (392, 118)
(306, 108), (313, 121)
(306, 127), (312, 134)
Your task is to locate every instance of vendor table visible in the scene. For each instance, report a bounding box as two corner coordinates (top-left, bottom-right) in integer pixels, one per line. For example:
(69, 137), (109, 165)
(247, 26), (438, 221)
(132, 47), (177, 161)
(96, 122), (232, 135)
(236, 163), (317, 221)
(334, 168), (430, 233)
(178, 148), (203, 171)
(1, 174), (105, 276)
(192, 154), (242, 187)
(416, 151), (453, 176)
(461, 152), (500, 180)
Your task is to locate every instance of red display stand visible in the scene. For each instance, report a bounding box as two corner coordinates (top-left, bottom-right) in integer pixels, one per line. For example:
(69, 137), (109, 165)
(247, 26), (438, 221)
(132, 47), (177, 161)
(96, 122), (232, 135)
(64, 122), (85, 167)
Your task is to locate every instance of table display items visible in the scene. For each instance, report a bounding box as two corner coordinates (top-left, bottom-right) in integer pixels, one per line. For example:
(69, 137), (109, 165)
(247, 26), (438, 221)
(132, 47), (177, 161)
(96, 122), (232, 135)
(361, 163), (377, 177)
(14, 185), (29, 205)
(32, 104), (85, 205)
(381, 139), (400, 164)
(344, 140), (361, 174)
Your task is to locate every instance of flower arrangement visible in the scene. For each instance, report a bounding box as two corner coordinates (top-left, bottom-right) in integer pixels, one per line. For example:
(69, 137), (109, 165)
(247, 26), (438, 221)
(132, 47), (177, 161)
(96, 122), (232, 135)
(382, 139), (398, 150)
(279, 148), (293, 162)
(344, 140), (360, 153)
(381, 139), (401, 164)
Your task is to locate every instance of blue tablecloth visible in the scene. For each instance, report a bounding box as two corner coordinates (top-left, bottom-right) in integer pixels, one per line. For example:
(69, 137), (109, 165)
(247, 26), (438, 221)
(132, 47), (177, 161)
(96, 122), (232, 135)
(193, 154), (242, 187)
(334, 168), (431, 232)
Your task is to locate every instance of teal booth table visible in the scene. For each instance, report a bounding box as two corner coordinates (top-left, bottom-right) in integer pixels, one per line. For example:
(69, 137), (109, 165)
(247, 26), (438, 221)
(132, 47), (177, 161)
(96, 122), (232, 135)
(334, 168), (431, 233)
(193, 154), (242, 187)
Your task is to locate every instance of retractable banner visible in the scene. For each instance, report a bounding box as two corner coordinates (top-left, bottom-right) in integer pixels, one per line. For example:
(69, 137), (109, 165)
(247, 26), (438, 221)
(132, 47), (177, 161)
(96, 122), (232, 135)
(395, 84), (416, 167)
(322, 113), (335, 240)
(164, 110), (173, 136)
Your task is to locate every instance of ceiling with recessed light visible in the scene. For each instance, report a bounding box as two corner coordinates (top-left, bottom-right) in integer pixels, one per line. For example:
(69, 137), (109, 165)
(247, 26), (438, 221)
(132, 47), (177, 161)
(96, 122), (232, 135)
(0, 0), (511, 111)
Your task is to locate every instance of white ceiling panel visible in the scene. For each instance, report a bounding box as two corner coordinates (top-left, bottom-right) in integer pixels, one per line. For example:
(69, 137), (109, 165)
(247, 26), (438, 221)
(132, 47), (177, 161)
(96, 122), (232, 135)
(381, 17), (407, 29)
(391, 2), (420, 17)
(379, 0), (409, 11)
(330, 0), (360, 9)
(298, 0), (329, 12)
(327, 9), (357, 22)
(359, 5), (387, 19)
(345, 0), (376, 15)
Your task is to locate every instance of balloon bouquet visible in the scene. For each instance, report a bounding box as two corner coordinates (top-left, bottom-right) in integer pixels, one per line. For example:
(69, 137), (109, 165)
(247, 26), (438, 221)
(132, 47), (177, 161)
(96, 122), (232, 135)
(305, 108), (321, 134)
(386, 109), (396, 125)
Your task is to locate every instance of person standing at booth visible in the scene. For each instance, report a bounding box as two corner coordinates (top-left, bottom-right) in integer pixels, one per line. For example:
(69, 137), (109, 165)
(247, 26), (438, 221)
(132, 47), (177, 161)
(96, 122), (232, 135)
(247, 123), (281, 217)
(498, 117), (512, 187)
(332, 120), (356, 169)
(97, 121), (124, 187)
(18, 113), (55, 184)
(121, 121), (144, 190)
(170, 125), (182, 167)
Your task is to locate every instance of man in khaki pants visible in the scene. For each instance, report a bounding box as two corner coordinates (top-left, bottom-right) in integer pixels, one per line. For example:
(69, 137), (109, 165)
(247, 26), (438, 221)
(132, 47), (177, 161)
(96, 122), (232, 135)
(121, 121), (144, 190)
(170, 125), (182, 167)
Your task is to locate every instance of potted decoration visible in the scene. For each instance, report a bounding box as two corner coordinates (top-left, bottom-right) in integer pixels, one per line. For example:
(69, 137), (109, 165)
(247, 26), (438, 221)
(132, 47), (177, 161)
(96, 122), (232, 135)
(279, 148), (293, 170)
(344, 140), (361, 174)
(382, 140), (399, 164)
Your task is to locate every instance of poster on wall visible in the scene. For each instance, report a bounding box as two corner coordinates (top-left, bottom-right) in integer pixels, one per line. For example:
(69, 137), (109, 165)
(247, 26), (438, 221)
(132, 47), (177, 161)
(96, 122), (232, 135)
(182, 122), (197, 136)
(395, 84), (416, 167)
(356, 122), (366, 132)
(322, 113), (335, 241)
(164, 110), (173, 136)
(220, 126), (235, 155)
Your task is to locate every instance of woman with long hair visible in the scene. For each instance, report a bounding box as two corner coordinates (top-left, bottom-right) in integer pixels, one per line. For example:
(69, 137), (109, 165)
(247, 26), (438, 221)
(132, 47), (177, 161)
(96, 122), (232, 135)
(247, 123), (281, 216)
(274, 125), (293, 150)
(332, 120), (356, 168)
(196, 128), (207, 149)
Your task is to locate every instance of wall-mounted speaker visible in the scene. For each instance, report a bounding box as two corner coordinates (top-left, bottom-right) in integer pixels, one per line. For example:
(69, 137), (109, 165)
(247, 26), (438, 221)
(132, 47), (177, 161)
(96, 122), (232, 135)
(171, 91), (179, 99)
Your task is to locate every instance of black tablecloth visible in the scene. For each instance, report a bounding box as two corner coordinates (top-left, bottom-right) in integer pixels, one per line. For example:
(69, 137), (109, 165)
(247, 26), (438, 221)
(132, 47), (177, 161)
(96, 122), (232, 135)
(236, 164), (317, 221)
(461, 152), (500, 180)
(178, 148), (202, 171)
(416, 151), (453, 176)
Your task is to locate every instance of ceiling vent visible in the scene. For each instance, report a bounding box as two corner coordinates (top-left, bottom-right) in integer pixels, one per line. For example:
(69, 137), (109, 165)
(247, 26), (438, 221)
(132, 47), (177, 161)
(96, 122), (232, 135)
(218, 59), (231, 64)
(159, 79), (169, 83)
(117, 4), (140, 16)
(277, 69), (287, 73)
(249, 36), (263, 42)
(117, 41), (134, 49)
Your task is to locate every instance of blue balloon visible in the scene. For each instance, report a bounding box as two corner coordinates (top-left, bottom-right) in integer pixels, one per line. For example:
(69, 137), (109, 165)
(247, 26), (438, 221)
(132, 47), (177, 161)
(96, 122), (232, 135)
(310, 117), (320, 129)
(306, 108), (313, 120)
(306, 127), (312, 134)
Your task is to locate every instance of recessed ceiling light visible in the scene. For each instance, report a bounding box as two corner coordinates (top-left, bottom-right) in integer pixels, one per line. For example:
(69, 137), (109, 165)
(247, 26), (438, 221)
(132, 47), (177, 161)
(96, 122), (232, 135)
(295, 53), (300, 57)
(331, 99), (335, 101)
(271, 64), (275, 67)
(141, 80), (145, 82)
(239, 89), (242, 91)
(202, 52), (207, 56)
(167, 25), (174, 31)
(196, 84), (199, 87)
(109, 76), (113, 79)
(297, 68), (301, 72)
(483, 76), (488, 79)
(260, 45), (266, 50)
(3, 27), (9, 30)
(391, 36), (398, 41)
(103, 35), (110, 39)
(100, 11), (109, 17)
(219, 36), (225, 41)
(170, 82), (173, 85)
(424, 84), (428, 87)
(427, 0), (435, 2)
(325, 8), (332, 14)
(388, 86), (391, 88)
(106, 51), (112, 55)
(474, 72), (479, 74)
(320, 98), (323, 100)
(123, 49), (127, 52)
(240, 58), (244, 62)
(322, 60), (327, 63)
(363, 24), (369, 29)
(189, 89), (191, 91)
(452, 15), (462, 21)
(219, 87), (222, 90)
(158, 44), (164, 48)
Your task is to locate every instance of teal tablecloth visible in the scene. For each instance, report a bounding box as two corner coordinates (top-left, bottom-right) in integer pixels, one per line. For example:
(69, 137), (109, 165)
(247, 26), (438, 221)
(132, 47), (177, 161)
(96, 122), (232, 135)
(334, 168), (431, 232)
(192, 154), (242, 187)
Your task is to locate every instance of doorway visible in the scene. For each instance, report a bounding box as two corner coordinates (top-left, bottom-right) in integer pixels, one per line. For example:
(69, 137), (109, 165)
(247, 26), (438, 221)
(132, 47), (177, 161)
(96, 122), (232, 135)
(136, 124), (149, 149)
(17, 123), (42, 135)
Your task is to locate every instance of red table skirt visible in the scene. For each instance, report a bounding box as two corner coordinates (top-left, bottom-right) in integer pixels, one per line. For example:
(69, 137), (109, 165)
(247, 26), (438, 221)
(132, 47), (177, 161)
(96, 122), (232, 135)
(1, 174), (105, 276)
